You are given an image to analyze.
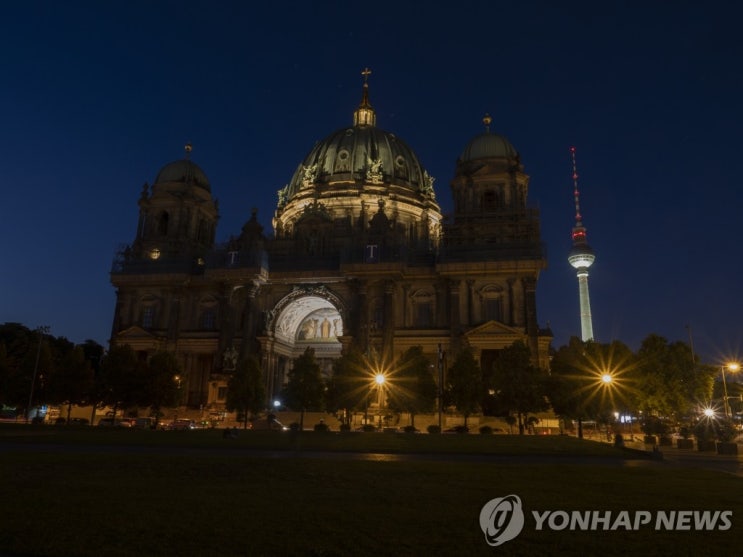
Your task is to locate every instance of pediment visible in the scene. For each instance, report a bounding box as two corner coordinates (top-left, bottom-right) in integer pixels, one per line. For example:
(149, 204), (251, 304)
(114, 325), (159, 340)
(463, 320), (524, 338)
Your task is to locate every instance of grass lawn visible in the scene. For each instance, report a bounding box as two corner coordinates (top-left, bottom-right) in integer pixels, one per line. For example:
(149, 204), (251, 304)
(1, 426), (741, 556)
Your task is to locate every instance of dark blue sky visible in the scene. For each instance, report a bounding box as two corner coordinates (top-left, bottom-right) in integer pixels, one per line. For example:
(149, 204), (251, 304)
(1, 1), (741, 364)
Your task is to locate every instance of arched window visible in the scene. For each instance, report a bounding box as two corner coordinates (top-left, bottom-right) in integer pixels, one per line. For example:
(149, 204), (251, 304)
(411, 290), (434, 328)
(482, 191), (496, 210)
(483, 298), (502, 322)
(200, 310), (216, 330)
(157, 212), (169, 236)
(141, 307), (155, 329)
(480, 284), (503, 322)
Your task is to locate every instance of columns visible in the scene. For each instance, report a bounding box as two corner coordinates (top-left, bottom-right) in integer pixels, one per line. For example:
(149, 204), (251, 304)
(449, 279), (461, 336)
(507, 278), (515, 326)
(238, 282), (261, 360)
(466, 279), (475, 325)
(383, 281), (395, 358)
(356, 281), (369, 354)
(216, 283), (235, 369)
(523, 276), (539, 361)
(401, 283), (411, 327)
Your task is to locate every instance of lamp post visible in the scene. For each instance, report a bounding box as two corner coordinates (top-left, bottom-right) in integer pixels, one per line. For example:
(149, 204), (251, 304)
(26, 325), (50, 423)
(599, 372), (614, 441)
(721, 362), (740, 418)
(375, 373), (385, 429)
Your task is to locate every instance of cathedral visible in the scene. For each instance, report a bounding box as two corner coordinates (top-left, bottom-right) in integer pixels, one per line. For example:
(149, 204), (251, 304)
(109, 74), (551, 411)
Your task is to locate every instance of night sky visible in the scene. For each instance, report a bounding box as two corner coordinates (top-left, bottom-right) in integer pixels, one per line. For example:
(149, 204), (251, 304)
(1, 1), (741, 365)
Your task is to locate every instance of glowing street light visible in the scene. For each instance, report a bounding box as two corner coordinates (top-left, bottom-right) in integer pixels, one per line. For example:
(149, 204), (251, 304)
(721, 362), (740, 418)
(703, 407), (715, 418)
(601, 373), (613, 385)
(374, 373), (387, 429)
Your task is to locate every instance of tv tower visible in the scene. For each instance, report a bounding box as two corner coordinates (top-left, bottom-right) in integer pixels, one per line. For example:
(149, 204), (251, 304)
(567, 146), (595, 341)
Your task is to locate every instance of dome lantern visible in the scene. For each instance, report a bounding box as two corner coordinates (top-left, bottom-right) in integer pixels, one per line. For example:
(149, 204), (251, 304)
(353, 67), (376, 127)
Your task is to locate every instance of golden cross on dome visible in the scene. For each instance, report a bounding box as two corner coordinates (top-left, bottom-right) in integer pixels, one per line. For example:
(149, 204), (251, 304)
(361, 67), (372, 84)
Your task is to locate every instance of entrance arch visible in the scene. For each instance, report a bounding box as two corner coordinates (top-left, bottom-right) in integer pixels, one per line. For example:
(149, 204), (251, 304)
(260, 286), (347, 400)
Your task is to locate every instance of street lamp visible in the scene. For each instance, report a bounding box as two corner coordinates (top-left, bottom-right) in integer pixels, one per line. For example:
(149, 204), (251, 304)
(26, 325), (50, 423)
(375, 373), (386, 429)
(721, 362), (740, 418)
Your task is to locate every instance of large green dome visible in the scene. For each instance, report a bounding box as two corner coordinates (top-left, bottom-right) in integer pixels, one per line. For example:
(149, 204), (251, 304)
(285, 124), (429, 200)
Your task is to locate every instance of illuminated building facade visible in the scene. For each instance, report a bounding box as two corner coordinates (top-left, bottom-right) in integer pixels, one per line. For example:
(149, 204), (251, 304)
(109, 74), (550, 410)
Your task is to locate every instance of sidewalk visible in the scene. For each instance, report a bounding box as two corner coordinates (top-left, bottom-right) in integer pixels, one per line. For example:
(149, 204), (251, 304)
(624, 438), (743, 476)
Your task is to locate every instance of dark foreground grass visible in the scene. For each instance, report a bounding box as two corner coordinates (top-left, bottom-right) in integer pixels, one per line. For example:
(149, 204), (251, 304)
(0, 424), (639, 457)
(1, 429), (741, 557)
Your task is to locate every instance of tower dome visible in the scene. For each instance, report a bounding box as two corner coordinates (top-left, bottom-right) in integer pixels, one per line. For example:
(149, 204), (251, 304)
(154, 148), (211, 192)
(458, 114), (518, 163)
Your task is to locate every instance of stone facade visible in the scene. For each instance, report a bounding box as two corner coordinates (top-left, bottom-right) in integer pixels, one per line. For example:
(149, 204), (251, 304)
(110, 84), (551, 412)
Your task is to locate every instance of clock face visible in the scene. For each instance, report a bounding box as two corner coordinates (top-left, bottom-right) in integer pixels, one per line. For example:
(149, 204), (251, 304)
(149, 248), (161, 260)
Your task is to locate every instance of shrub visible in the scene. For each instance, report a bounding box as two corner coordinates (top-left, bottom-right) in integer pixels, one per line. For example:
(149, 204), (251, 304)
(313, 422), (329, 432)
(641, 416), (670, 437)
(714, 418), (738, 443)
(403, 425), (418, 433)
(479, 425), (493, 435)
(339, 423), (351, 432)
(289, 422), (300, 432)
(427, 424), (441, 434)
(361, 424), (376, 432)
(693, 419), (715, 441)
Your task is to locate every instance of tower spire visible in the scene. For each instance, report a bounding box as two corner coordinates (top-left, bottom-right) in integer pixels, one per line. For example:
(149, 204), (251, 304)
(353, 67), (376, 126)
(571, 146), (582, 228)
(483, 113), (492, 133)
(567, 146), (596, 342)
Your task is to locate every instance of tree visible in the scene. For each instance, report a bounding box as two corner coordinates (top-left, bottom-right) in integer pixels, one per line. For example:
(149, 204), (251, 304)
(325, 348), (369, 425)
(282, 347), (325, 430)
(226, 356), (265, 429)
(547, 337), (635, 438)
(387, 346), (437, 429)
(488, 341), (548, 434)
(46, 346), (94, 423)
(0, 324), (54, 414)
(99, 345), (145, 420)
(635, 334), (713, 420)
(446, 347), (482, 429)
(144, 351), (182, 424)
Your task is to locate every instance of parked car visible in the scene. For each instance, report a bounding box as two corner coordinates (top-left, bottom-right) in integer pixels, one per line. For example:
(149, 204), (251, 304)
(443, 425), (470, 434)
(97, 418), (133, 427)
(133, 417), (155, 429)
(166, 419), (196, 430)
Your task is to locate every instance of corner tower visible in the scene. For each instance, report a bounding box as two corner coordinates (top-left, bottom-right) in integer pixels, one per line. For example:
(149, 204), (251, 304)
(443, 114), (549, 367)
(567, 146), (595, 342)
